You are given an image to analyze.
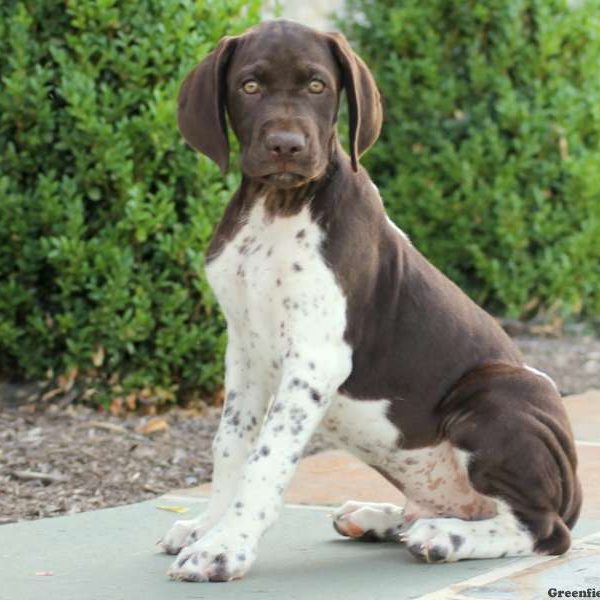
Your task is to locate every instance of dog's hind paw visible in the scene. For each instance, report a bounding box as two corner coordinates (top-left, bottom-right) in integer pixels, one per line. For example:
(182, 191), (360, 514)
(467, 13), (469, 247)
(401, 519), (466, 563)
(331, 501), (404, 542)
(400, 514), (534, 562)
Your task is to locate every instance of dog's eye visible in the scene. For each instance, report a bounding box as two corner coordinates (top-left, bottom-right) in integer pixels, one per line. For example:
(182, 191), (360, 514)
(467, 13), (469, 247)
(242, 80), (259, 94)
(308, 80), (325, 94)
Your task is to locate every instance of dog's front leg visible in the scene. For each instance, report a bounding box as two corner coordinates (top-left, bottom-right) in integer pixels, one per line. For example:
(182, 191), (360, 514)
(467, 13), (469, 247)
(167, 350), (350, 582)
(160, 330), (268, 554)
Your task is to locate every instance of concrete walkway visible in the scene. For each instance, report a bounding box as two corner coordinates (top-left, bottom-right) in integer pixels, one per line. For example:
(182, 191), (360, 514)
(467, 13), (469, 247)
(3, 495), (599, 600)
(2, 390), (600, 599)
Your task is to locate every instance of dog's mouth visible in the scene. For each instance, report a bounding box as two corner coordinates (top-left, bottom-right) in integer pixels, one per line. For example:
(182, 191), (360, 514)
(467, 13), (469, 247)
(258, 172), (310, 189)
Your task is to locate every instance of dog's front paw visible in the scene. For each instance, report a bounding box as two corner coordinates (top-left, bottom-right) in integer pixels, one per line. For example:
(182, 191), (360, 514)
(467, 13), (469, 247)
(167, 534), (256, 582)
(159, 518), (214, 555)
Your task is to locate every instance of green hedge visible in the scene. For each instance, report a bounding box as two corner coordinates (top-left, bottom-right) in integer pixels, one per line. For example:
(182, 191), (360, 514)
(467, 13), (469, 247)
(2, 1), (599, 404)
(0, 0), (260, 402)
(341, 0), (600, 317)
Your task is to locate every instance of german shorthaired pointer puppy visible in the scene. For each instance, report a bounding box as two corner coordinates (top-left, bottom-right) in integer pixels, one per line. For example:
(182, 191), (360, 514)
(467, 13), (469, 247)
(161, 19), (582, 582)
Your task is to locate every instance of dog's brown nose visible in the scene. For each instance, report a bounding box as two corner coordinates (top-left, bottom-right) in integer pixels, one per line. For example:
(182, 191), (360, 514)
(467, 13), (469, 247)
(266, 131), (305, 159)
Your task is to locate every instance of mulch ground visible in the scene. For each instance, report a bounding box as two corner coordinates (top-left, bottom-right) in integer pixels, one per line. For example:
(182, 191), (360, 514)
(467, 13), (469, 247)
(1, 331), (599, 525)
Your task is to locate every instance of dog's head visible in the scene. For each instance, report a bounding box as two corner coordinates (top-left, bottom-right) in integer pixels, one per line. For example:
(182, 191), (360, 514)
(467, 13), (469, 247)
(178, 20), (382, 189)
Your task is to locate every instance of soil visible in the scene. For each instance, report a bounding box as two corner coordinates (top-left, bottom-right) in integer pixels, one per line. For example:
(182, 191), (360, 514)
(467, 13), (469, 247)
(1, 331), (599, 525)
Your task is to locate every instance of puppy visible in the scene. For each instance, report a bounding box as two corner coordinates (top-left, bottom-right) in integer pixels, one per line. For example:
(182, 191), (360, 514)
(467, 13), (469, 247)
(160, 20), (581, 582)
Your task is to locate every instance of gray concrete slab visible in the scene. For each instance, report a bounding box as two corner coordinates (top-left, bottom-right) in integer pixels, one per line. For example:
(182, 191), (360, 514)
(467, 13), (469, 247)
(1, 497), (599, 600)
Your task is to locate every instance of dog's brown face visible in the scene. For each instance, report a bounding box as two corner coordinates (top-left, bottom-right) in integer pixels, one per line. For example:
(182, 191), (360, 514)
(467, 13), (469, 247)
(225, 24), (341, 188)
(177, 20), (383, 188)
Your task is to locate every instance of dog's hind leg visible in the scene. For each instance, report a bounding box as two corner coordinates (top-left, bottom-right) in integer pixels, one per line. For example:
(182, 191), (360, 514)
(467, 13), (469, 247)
(421, 363), (583, 562)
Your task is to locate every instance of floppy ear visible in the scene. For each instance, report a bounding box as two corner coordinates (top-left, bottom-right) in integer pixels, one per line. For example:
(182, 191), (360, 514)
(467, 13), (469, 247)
(177, 36), (238, 174)
(327, 32), (382, 172)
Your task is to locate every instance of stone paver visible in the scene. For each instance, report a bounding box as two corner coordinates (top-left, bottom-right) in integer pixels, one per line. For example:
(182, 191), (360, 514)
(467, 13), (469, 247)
(2, 496), (599, 600)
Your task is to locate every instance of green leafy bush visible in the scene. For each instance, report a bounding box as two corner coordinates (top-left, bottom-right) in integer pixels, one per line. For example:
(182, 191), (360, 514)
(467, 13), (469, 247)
(341, 0), (600, 317)
(0, 0), (260, 402)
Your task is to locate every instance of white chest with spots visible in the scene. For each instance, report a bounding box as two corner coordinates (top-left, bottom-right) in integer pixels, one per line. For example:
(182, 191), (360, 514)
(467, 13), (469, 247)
(205, 198), (351, 393)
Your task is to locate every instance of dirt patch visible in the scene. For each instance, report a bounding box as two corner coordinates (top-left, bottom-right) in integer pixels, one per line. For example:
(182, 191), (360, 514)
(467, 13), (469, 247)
(1, 332), (598, 525)
(0, 406), (218, 524)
